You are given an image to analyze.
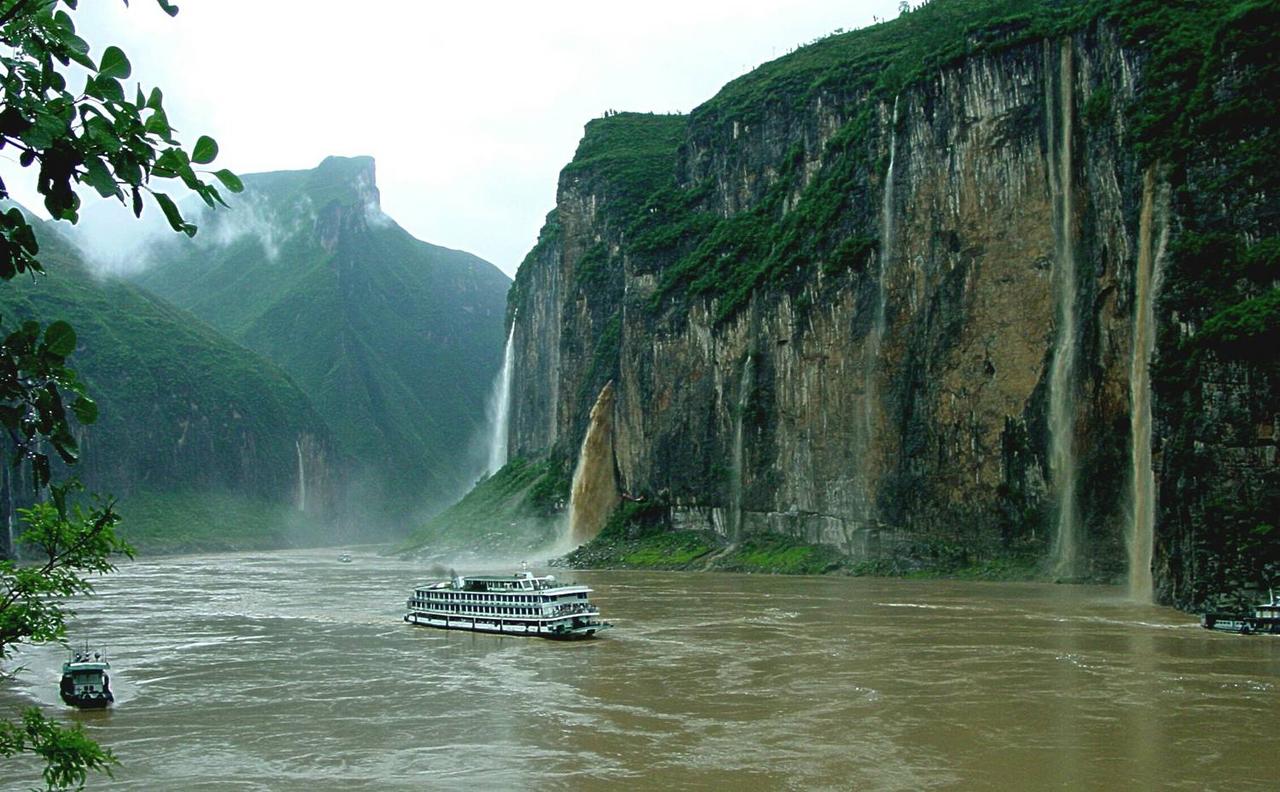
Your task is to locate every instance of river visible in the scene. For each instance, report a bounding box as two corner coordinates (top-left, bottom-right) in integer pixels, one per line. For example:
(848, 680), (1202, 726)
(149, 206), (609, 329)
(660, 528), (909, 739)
(3, 549), (1278, 790)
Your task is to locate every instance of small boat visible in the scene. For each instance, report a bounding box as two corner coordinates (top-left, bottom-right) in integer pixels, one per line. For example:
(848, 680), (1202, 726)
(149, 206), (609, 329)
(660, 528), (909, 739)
(404, 570), (610, 639)
(337, 553), (353, 563)
(1201, 590), (1280, 634)
(59, 648), (114, 709)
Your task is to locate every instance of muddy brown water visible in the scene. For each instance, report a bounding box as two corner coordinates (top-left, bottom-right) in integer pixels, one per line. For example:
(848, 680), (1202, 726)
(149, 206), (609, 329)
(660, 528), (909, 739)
(3, 549), (1277, 790)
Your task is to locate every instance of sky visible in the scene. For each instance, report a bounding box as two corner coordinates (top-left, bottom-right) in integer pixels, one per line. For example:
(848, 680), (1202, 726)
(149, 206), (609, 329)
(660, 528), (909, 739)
(4, 1), (904, 277)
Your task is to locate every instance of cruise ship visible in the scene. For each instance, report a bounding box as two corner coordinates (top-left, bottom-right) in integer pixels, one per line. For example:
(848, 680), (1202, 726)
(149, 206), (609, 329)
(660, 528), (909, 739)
(404, 571), (609, 639)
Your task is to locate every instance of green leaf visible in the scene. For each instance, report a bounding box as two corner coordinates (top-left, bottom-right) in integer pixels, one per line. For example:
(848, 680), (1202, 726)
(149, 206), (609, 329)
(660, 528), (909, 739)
(191, 135), (218, 164)
(67, 47), (96, 70)
(178, 161), (200, 190)
(144, 107), (172, 140)
(152, 191), (185, 233)
(52, 427), (80, 465)
(91, 75), (125, 104)
(98, 46), (131, 80)
(44, 321), (77, 357)
(213, 168), (244, 192)
(81, 157), (120, 199)
(72, 396), (99, 425)
(22, 110), (66, 150)
(113, 156), (141, 185)
(66, 33), (91, 55)
(156, 0), (180, 16)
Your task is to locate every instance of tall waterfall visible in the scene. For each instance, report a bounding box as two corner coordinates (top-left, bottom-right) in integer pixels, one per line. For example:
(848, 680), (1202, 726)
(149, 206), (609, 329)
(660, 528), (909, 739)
(295, 438), (307, 513)
(568, 380), (619, 546)
(730, 354), (755, 541)
(861, 94), (899, 513)
(2, 463), (14, 560)
(1046, 39), (1081, 579)
(1128, 167), (1168, 602)
(485, 321), (516, 475)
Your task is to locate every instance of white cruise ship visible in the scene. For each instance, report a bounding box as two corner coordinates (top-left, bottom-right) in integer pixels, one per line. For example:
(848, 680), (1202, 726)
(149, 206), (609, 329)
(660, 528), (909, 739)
(404, 571), (609, 639)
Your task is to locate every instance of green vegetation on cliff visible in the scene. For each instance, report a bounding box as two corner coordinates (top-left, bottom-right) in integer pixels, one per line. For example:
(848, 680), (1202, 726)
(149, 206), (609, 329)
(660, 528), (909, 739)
(397, 457), (569, 559)
(0, 219), (336, 552)
(526, 0), (1278, 331)
(562, 113), (686, 222)
(560, 500), (1035, 578)
(135, 156), (512, 523)
(697, 0), (1104, 123)
(563, 502), (851, 575)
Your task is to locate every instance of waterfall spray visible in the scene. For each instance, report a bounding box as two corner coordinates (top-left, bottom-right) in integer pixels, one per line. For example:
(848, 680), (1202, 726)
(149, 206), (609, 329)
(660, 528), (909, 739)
(1128, 167), (1167, 602)
(486, 320), (517, 475)
(295, 438), (307, 512)
(730, 354), (755, 541)
(1047, 39), (1081, 579)
(568, 381), (619, 546)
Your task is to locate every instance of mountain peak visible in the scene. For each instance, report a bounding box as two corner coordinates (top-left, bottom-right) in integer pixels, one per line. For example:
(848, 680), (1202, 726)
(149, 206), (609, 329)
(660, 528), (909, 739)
(315, 155), (376, 181)
(234, 156), (380, 217)
(311, 155), (379, 212)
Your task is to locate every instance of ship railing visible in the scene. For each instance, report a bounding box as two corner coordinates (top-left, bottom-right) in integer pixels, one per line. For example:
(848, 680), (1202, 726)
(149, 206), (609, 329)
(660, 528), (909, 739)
(550, 603), (598, 617)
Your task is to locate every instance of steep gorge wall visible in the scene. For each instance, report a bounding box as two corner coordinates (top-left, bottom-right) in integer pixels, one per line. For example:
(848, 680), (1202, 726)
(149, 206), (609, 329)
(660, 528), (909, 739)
(0, 226), (343, 554)
(510, 5), (1278, 608)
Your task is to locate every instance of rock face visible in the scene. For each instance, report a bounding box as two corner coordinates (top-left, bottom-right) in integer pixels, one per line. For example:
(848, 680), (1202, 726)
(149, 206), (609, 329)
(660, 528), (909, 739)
(508, 2), (1279, 609)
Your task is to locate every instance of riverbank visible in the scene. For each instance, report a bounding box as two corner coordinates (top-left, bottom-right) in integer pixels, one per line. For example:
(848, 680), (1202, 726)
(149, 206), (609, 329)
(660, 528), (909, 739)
(559, 502), (1046, 581)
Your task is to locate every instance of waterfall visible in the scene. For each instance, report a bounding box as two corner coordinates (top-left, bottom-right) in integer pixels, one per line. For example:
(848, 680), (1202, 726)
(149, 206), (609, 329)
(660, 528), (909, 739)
(485, 320), (516, 475)
(865, 95), (899, 435)
(1128, 167), (1168, 602)
(568, 380), (619, 546)
(3, 462), (14, 560)
(1046, 39), (1081, 579)
(294, 438), (307, 513)
(729, 354), (754, 541)
(861, 94), (899, 516)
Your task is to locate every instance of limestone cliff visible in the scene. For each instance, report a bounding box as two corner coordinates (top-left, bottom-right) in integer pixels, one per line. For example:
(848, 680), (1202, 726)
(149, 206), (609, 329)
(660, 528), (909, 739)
(508, 1), (1279, 609)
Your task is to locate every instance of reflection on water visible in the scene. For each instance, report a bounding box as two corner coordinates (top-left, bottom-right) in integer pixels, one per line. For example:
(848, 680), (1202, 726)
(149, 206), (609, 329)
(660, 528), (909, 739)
(3, 550), (1279, 790)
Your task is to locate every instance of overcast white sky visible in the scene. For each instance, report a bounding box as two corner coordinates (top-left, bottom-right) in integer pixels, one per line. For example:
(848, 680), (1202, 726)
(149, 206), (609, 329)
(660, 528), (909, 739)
(5, 1), (903, 277)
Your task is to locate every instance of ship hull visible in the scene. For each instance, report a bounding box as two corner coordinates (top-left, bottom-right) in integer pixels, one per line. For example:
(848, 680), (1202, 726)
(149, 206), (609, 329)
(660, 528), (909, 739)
(403, 612), (607, 640)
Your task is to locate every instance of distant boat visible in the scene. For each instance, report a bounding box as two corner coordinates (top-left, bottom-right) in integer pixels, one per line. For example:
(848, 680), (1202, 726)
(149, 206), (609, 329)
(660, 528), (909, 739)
(60, 648), (114, 709)
(404, 570), (610, 639)
(1202, 590), (1280, 634)
(337, 553), (353, 563)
